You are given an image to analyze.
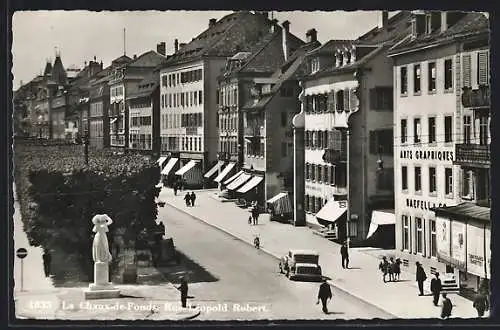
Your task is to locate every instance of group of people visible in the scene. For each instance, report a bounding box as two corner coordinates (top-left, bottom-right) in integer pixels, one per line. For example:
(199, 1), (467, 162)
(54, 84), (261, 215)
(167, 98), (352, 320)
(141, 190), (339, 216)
(378, 256), (402, 282)
(183, 191), (197, 207)
(248, 202), (260, 226)
(172, 180), (186, 196)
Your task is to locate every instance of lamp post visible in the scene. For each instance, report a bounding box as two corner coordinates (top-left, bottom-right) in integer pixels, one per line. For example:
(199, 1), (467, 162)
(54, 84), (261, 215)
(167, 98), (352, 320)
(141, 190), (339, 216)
(346, 127), (351, 248)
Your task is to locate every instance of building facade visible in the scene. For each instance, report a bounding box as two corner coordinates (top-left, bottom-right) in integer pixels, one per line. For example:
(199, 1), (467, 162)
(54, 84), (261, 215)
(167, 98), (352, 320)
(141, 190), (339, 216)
(159, 11), (275, 188)
(389, 11), (489, 283)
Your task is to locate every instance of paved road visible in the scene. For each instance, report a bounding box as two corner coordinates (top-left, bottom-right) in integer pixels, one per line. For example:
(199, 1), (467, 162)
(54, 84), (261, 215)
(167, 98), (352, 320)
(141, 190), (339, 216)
(160, 204), (393, 320)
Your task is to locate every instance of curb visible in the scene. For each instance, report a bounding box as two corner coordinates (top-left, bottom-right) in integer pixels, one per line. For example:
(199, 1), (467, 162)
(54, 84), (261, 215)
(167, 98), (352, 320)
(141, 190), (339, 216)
(180, 309), (201, 320)
(166, 201), (398, 319)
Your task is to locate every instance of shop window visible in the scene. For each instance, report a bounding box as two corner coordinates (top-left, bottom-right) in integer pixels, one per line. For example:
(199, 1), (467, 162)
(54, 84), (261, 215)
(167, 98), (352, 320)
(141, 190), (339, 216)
(462, 169), (473, 199)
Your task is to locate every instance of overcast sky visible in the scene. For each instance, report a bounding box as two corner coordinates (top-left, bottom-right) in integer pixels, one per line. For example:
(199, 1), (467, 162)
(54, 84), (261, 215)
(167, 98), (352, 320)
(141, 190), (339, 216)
(12, 10), (393, 89)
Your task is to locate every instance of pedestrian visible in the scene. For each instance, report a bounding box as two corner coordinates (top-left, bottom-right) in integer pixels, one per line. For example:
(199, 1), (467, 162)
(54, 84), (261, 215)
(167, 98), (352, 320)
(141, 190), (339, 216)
(184, 192), (191, 206)
(254, 210), (259, 225)
(42, 249), (52, 277)
(340, 242), (349, 269)
(441, 293), (453, 319)
(416, 261), (427, 296)
(190, 191), (197, 206)
(473, 291), (489, 318)
(394, 258), (401, 281)
(431, 272), (442, 306)
(388, 257), (395, 282)
(178, 276), (189, 308)
(173, 183), (178, 196)
(248, 216), (252, 225)
(317, 278), (332, 314)
(379, 256), (389, 283)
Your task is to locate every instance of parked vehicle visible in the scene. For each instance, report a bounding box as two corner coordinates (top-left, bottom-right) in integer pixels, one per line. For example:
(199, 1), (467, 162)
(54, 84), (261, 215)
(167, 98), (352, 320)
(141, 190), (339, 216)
(279, 249), (322, 280)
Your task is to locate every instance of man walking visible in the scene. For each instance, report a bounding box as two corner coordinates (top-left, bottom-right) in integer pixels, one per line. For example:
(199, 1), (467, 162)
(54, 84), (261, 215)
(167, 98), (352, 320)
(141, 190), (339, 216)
(184, 192), (191, 206)
(441, 293), (453, 319)
(340, 242), (349, 269)
(379, 256), (389, 283)
(473, 291), (489, 318)
(416, 261), (427, 296)
(173, 183), (178, 196)
(190, 191), (197, 207)
(178, 276), (189, 308)
(42, 249), (52, 277)
(430, 272), (442, 306)
(317, 278), (332, 314)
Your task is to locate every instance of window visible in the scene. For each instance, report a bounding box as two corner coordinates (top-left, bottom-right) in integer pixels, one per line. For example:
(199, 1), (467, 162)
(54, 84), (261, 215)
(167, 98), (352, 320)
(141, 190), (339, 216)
(414, 118), (421, 143)
(463, 115), (471, 144)
(413, 64), (421, 93)
(311, 57), (320, 73)
(428, 117), (436, 143)
(401, 119), (407, 143)
(370, 87), (393, 110)
(428, 62), (436, 92)
(369, 129), (393, 155)
(400, 66), (408, 95)
(429, 167), (436, 194)
(445, 168), (453, 196)
(479, 115), (489, 145)
(402, 166), (408, 190)
(462, 54), (471, 87)
(462, 169), (473, 198)
(430, 220), (437, 257)
(444, 59), (453, 90)
(444, 116), (453, 143)
(402, 215), (409, 251)
(336, 90), (344, 110)
(415, 166), (422, 192)
(416, 217), (423, 254)
(199, 91), (203, 104)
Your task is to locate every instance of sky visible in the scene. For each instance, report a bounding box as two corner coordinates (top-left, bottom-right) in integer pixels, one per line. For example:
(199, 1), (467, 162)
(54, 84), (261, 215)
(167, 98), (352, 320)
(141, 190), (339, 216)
(12, 10), (395, 89)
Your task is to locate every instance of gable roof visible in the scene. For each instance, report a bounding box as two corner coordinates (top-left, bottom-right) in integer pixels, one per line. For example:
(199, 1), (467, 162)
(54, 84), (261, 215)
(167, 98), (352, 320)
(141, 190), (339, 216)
(389, 12), (489, 55)
(127, 72), (159, 100)
(162, 11), (273, 67)
(129, 50), (166, 68)
(357, 11), (412, 45)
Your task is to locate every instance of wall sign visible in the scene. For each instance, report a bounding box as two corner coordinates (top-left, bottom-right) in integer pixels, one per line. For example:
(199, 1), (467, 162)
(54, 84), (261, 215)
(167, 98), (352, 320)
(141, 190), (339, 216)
(466, 222), (487, 277)
(450, 221), (467, 270)
(405, 198), (446, 211)
(400, 149), (454, 162)
(436, 216), (451, 263)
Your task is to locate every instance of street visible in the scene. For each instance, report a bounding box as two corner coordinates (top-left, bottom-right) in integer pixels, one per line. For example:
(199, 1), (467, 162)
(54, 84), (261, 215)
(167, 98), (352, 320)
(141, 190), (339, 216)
(160, 203), (393, 320)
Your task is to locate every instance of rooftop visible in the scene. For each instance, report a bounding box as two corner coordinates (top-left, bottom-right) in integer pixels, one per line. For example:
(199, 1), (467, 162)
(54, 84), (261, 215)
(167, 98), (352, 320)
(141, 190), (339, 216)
(434, 202), (490, 223)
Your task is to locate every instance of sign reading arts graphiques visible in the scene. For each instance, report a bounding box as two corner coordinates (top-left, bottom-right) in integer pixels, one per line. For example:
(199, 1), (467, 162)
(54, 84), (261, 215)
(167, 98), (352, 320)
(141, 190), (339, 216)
(450, 221), (466, 270)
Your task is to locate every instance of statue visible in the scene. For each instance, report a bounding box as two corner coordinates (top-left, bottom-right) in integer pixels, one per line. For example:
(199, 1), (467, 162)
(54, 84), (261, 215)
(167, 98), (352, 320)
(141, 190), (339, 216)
(92, 214), (113, 263)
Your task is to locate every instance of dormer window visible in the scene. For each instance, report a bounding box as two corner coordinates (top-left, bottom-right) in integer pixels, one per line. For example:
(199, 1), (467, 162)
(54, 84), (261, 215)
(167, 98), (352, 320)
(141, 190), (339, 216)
(350, 48), (357, 63)
(336, 51), (343, 67)
(311, 57), (320, 74)
(343, 50), (351, 65)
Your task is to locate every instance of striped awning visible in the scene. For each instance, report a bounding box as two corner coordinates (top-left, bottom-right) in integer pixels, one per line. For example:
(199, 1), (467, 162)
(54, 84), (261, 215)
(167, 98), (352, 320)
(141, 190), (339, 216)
(175, 160), (198, 176)
(204, 161), (224, 179)
(214, 162), (236, 183)
(161, 158), (178, 175)
(157, 156), (168, 167)
(226, 173), (252, 191)
(223, 170), (244, 185)
(267, 192), (293, 215)
(237, 176), (263, 193)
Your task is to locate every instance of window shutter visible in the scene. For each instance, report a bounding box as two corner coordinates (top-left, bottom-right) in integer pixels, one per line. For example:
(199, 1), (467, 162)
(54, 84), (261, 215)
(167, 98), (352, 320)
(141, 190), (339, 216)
(462, 54), (471, 87)
(305, 131), (309, 147)
(369, 131), (377, 154)
(350, 88), (358, 111)
(327, 130), (334, 149)
(344, 88), (350, 111)
(327, 91), (335, 112)
(478, 51), (489, 85)
(308, 163), (313, 179)
(326, 165), (331, 183)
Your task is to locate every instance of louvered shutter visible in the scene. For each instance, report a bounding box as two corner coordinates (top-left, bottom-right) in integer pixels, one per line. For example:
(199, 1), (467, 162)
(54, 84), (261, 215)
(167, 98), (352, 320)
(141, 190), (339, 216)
(326, 165), (331, 183)
(317, 165), (322, 183)
(343, 88), (350, 111)
(304, 130), (309, 148)
(331, 166), (336, 185)
(350, 88), (358, 111)
(309, 163), (313, 180)
(462, 54), (471, 87)
(327, 91), (334, 112)
(334, 129), (342, 151)
(478, 51), (489, 85)
(327, 130), (334, 149)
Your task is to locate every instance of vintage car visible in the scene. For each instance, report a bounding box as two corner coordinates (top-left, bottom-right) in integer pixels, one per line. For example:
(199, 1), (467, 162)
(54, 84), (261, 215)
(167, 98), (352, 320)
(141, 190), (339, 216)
(279, 249), (322, 280)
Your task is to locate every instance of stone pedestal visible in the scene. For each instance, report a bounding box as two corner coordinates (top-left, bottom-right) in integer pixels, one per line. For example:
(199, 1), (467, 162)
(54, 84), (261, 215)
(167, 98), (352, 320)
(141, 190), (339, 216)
(84, 262), (120, 300)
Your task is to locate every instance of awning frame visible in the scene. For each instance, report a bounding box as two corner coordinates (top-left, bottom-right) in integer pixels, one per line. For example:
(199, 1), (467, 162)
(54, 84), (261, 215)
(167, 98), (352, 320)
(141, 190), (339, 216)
(214, 162), (236, 183)
(204, 161), (223, 179)
(226, 173), (252, 191)
(236, 176), (264, 193)
(161, 158), (178, 175)
(175, 160), (198, 176)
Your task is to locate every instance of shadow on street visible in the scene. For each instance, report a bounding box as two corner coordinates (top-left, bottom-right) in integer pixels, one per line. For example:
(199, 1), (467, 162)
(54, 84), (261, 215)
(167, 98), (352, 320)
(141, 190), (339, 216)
(157, 250), (219, 284)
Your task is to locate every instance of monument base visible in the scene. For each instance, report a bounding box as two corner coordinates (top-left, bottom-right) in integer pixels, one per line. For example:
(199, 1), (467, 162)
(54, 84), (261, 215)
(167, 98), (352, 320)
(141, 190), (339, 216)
(84, 288), (121, 300)
(84, 261), (121, 300)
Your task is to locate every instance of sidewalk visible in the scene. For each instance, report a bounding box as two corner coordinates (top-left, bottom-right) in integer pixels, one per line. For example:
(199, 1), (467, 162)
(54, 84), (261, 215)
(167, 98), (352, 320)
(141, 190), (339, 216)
(14, 284), (201, 320)
(160, 188), (486, 319)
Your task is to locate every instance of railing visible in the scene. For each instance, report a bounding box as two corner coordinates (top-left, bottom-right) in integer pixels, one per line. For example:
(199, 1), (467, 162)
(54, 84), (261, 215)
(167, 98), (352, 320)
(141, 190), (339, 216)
(462, 86), (490, 108)
(322, 147), (347, 164)
(455, 144), (490, 167)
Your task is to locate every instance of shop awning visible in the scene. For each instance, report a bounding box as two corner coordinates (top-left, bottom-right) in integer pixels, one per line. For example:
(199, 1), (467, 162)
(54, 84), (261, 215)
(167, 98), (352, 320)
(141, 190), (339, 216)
(161, 158), (178, 175)
(267, 192), (292, 215)
(157, 156), (168, 167)
(316, 199), (348, 223)
(433, 202), (490, 223)
(204, 161), (224, 179)
(223, 170), (244, 185)
(110, 118), (118, 124)
(175, 160), (198, 176)
(214, 162), (236, 183)
(366, 210), (396, 239)
(226, 173), (252, 191)
(237, 176), (263, 193)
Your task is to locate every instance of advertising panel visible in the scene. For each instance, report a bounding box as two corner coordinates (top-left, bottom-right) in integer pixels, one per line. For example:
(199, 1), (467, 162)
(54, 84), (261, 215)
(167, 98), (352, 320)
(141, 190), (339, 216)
(466, 222), (486, 277)
(485, 226), (491, 278)
(436, 216), (451, 263)
(451, 221), (467, 270)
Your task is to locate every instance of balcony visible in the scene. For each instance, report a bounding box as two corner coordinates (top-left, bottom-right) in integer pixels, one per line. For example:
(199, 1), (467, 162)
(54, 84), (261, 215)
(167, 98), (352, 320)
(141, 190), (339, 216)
(322, 147), (347, 164)
(454, 144), (490, 168)
(461, 86), (490, 109)
(244, 126), (264, 137)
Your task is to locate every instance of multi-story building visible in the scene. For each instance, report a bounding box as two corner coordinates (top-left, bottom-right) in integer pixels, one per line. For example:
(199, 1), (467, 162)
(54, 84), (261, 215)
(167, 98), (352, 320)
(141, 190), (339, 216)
(89, 55), (132, 149)
(209, 19), (304, 189)
(127, 71), (160, 156)
(158, 11), (275, 188)
(389, 11), (489, 285)
(108, 50), (165, 150)
(298, 11), (410, 243)
(234, 26), (320, 207)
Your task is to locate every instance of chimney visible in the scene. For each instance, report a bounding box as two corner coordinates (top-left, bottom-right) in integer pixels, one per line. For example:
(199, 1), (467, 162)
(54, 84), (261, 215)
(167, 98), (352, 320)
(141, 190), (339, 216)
(282, 21), (290, 61)
(180, 43), (186, 48)
(174, 39), (179, 53)
(209, 18), (217, 28)
(100, 60), (103, 69)
(157, 42), (166, 56)
(133, 54), (137, 60)
(306, 28), (317, 43)
(270, 18), (279, 33)
(440, 12), (448, 32)
(378, 11), (389, 28)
